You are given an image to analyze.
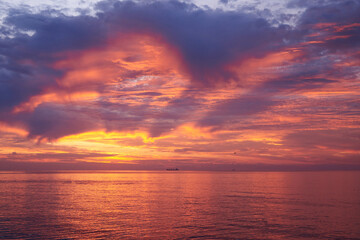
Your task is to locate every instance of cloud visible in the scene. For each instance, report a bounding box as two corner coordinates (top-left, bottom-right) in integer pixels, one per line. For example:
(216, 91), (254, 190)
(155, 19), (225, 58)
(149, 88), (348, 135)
(95, 0), (291, 86)
(0, 54), (60, 112)
(5, 12), (106, 52)
(5, 103), (101, 141)
(283, 128), (360, 151)
(0, 0), (359, 170)
(199, 95), (276, 128)
(295, 0), (360, 53)
(295, 0), (360, 25)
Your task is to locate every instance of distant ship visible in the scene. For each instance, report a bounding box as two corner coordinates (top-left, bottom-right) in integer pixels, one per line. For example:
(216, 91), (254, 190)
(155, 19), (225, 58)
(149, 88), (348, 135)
(166, 168), (179, 171)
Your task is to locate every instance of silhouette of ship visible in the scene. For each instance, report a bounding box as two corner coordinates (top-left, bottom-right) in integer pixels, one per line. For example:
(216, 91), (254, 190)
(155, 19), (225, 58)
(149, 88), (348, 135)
(166, 168), (179, 171)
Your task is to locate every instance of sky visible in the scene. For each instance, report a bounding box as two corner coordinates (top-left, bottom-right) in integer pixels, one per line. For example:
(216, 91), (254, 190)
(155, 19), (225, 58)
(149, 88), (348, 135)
(0, 0), (359, 171)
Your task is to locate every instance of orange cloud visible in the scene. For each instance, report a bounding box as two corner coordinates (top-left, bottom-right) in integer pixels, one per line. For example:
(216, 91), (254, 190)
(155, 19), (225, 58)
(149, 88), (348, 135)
(53, 33), (184, 87)
(13, 91), (99, 113)
(0, 122), (28, 137)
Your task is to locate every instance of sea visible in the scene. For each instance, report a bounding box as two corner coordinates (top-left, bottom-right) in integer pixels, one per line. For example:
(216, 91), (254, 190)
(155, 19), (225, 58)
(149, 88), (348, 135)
(0, 171), (359, 239)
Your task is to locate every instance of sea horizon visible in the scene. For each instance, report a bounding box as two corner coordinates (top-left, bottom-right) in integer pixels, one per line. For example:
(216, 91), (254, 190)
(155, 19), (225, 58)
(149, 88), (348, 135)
(1, 169), (360, 173)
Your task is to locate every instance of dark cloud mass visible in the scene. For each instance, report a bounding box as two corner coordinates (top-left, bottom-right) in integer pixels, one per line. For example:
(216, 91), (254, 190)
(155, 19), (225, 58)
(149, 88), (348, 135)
(25, 104), (101, 141)
(5, 13), (106, 52)
(297, 0), (360, 25)
(97, 0), (291, 85)
(199, 95), (276, 128)
(284, 128), (360, 151)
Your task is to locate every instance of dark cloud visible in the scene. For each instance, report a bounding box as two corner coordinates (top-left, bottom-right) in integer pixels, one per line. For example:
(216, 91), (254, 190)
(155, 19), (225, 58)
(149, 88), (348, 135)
(134, 92), (163, 96)
(8, 103), (101, 141)
(0, 56), (61, 112)
(174, 140), (270, 153)
(296, 0), (360, 52)
(5, 12), (106, 52)
(323, 28), (360, 52)
(99, 103), (149, 133)
(296, 0), (360, 25)
(199, 95), (276, 128)
(262, 75), (338, 93)
(283, 128), (360, 151)
(219, 0), (229, 4)
(96, 0), (290, 86)
(147, 90), (205, 137)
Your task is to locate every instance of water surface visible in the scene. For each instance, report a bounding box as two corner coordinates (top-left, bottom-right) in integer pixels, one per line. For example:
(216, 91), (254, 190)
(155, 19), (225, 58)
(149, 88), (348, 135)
(0, 171), (359, 239)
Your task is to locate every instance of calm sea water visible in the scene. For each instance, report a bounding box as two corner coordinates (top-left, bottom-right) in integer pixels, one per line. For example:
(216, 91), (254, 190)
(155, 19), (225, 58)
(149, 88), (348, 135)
(0, 171), (359, 239)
